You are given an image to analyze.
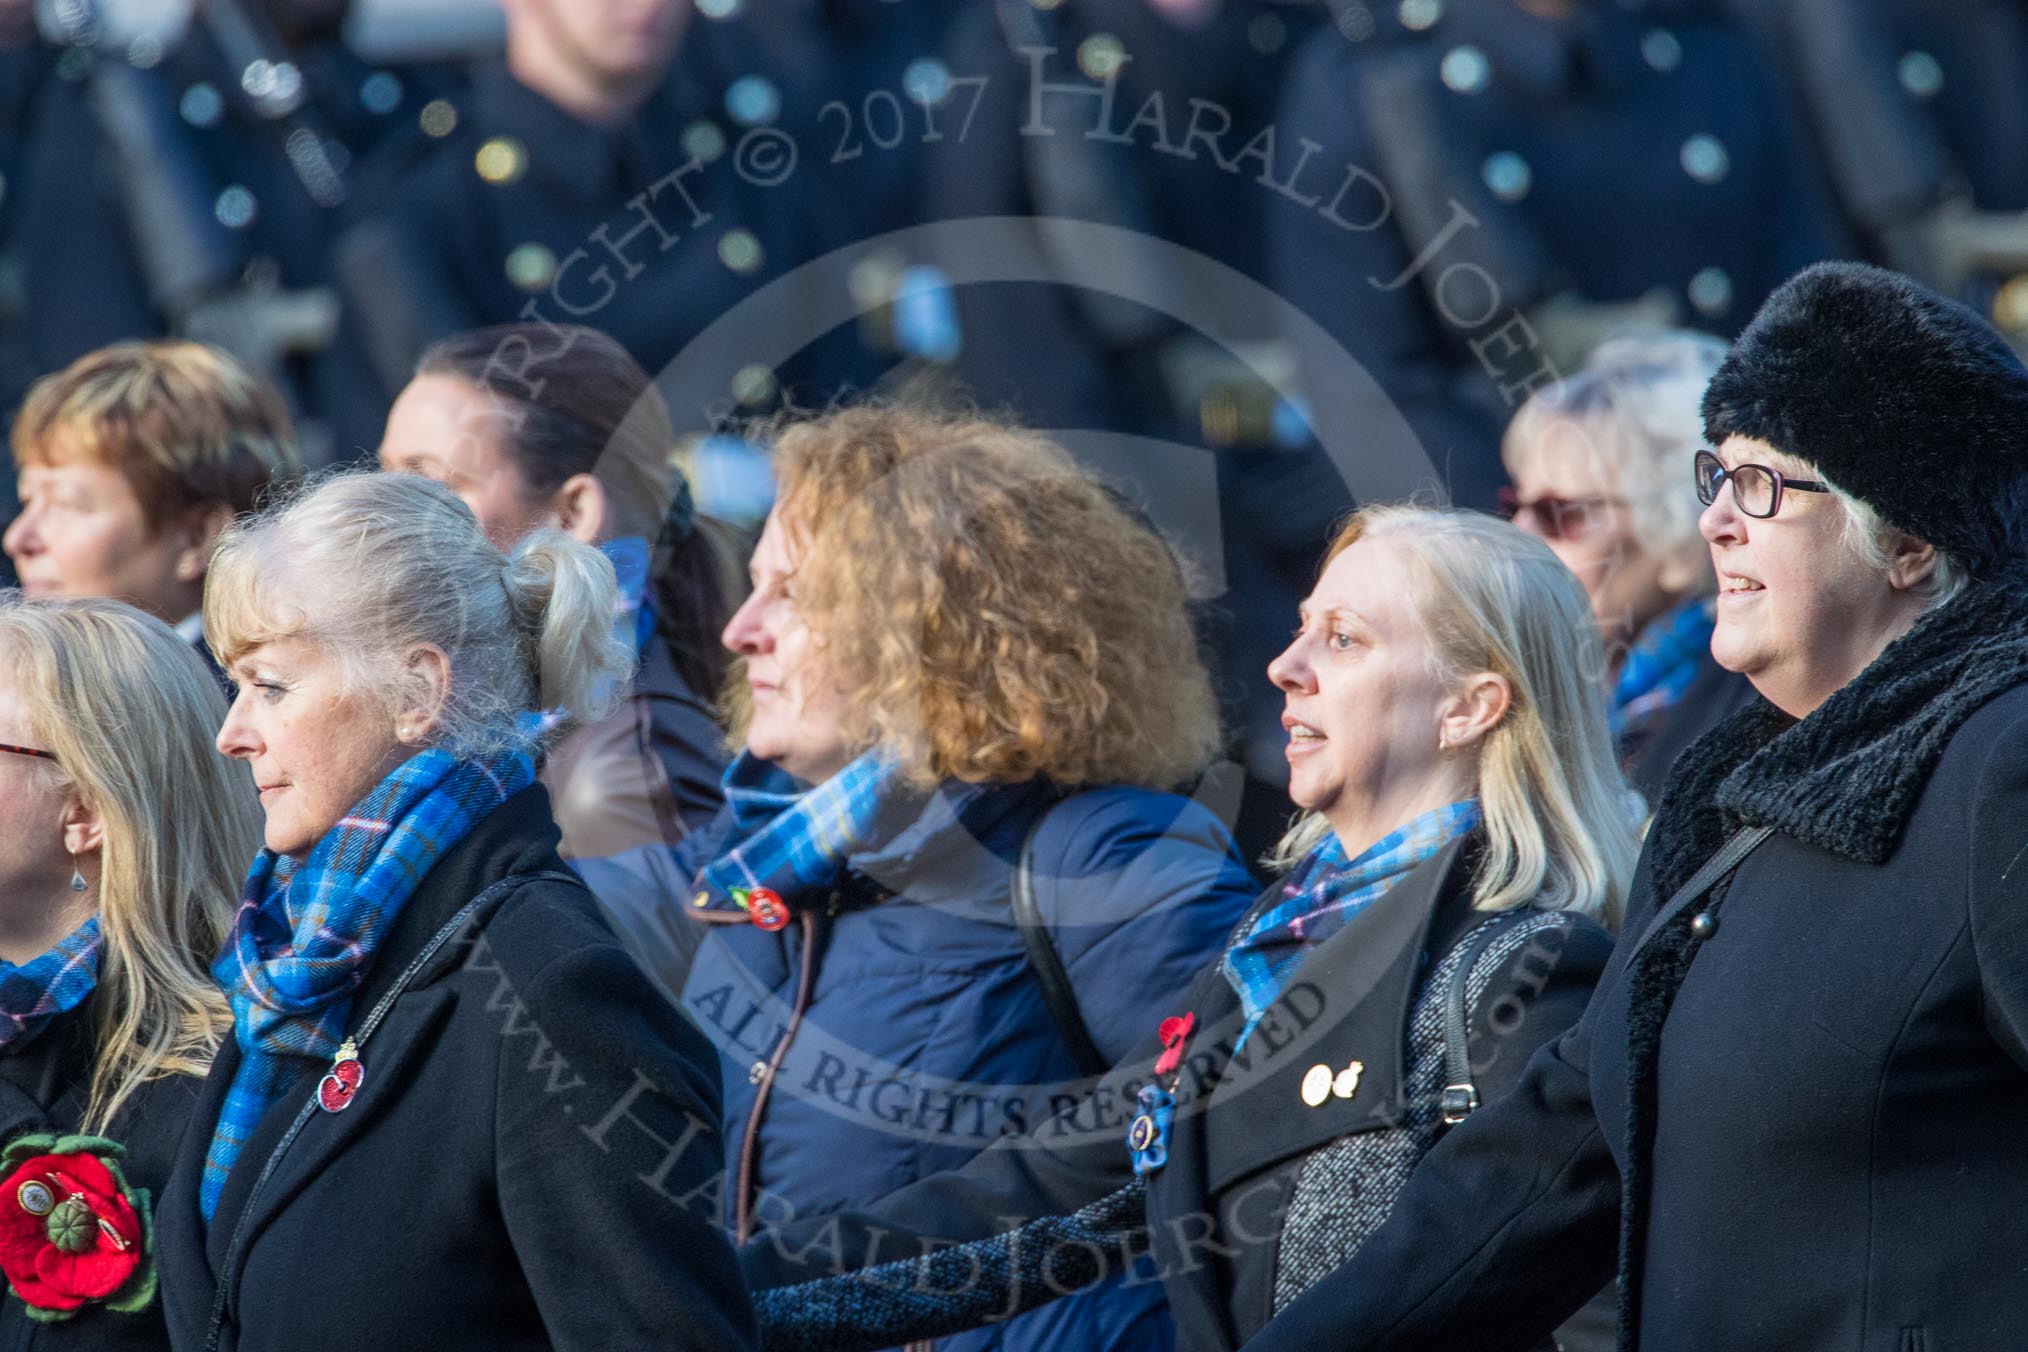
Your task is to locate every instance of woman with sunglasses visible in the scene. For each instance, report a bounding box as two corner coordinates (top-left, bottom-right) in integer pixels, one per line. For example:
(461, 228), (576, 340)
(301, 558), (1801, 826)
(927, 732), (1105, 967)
(0, 594), (260, 1348)
(1500, 331), (1755, 807)
(1231, 263), (2028, 1352)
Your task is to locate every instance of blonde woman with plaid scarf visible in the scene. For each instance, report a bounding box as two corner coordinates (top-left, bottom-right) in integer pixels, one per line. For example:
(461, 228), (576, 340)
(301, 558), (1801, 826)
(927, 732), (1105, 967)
(0, 595), (256, 1350)
(151, 472), (756, 1352)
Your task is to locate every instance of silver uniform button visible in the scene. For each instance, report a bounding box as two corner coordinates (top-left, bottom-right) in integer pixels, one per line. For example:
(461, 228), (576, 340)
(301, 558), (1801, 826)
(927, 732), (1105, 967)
(1399, 0), (1443, 33)
(1441, 45), (1491, 95)
(1641, 29), (1683, 73)
(1680, 134), (1730, 185)
(1689, 266), (1734, 317)
(1898, 50), (1945, 100)
(1483, 151), (1532, 203)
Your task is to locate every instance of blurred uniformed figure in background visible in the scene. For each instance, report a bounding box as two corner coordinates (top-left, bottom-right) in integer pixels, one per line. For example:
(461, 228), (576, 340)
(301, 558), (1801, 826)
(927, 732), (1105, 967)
(1728, 0), (2028, 352)
(11, 0), (455, 463)
(337, 0), (817, 438)
(872, 0), (1338, 859)
(890, 0), (1323, 441)
(0, 0), (51, 581)
(1267, 0), (1851, 515)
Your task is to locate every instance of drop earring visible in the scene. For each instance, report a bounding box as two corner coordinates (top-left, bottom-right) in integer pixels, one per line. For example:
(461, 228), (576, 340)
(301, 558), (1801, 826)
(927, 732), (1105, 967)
(67, 853), (86, 894)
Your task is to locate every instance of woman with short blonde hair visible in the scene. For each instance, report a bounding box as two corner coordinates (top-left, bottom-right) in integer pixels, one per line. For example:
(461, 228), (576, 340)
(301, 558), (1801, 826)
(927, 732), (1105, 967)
(154, 471), (757, 1352)
(0, 593), (256, 1346)
(679, 403), (1256, 1352)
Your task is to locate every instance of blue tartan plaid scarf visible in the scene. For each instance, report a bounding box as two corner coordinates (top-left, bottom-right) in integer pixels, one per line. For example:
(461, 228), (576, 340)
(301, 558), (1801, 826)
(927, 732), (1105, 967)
(1610, 595), (1715, 739)
(694, 750), (905, 909)
(1224, 800), (1480, 1050)
(0, 917), (101, 1053)
(200, 746), (535, 1221)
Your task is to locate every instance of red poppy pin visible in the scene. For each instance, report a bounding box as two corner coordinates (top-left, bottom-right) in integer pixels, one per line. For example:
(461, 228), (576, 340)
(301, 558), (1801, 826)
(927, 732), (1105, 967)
(1154, 1012), (1195, 1078)
(318, 1039), (365, 1113)
(0, 1134), (154, 1322)
(733, 886), (792, 932)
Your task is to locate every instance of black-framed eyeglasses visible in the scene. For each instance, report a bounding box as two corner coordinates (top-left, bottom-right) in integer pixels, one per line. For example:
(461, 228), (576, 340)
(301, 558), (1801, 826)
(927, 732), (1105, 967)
(1496, 488), (1627, 540)
(0, 743), (56, 765)
(1694, 449), (1831, 519)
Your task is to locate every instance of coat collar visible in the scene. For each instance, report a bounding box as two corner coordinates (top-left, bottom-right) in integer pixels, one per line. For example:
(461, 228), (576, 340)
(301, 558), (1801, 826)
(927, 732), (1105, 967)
(1645, 573), (2028, 898)
(471, 61), (705, 203)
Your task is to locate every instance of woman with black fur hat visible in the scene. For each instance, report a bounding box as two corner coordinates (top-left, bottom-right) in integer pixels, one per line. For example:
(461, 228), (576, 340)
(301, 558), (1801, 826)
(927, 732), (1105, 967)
(1231, 260), (2028, 1352)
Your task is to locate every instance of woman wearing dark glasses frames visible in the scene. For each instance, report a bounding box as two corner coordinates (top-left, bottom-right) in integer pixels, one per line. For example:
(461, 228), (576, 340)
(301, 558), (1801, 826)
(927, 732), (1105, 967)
(1500, 331), (1755, 810)
(1232, 262), (2028, 1352)
(0, 592), (260, 1348)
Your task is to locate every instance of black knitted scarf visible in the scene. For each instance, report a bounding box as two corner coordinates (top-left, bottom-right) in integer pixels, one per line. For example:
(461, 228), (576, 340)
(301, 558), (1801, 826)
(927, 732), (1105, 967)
(1615, 572), (2028, 1350)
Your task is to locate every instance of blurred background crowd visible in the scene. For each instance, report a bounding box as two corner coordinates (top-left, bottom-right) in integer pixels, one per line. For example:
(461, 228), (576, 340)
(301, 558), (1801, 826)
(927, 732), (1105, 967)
(2, 0), (2026, 857)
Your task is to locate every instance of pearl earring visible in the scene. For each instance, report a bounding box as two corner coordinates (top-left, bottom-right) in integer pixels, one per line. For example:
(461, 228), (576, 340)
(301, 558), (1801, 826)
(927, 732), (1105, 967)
(398, 725), (412, 740)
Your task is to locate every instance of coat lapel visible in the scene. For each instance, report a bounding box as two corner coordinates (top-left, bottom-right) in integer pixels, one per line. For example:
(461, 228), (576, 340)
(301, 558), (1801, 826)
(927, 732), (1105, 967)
(211, 989), (458, 1302)
(1144, 959), (1247, 1352)
(1198, 841), (1462, 1198)
(1143, 843), (1470, 1351)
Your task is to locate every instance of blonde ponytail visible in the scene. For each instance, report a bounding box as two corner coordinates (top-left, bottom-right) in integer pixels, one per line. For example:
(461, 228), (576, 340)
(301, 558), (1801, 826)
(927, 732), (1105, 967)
(502, 528), (635, 731)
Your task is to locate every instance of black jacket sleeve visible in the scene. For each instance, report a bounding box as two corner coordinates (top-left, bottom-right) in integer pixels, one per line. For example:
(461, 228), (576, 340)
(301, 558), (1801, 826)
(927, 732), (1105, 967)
(493, 917), (759, 1351)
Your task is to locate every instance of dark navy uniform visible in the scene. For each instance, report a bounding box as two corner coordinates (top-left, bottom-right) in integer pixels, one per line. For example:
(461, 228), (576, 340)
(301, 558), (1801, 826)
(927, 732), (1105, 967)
(1267, 0), (1852, 511)
(689, 0), (970, 256)
(12, 8), (450, 461)
(337, 58), (813, 436)
(1728, 0), (2028, 342)
(900, 0), (1325, 441)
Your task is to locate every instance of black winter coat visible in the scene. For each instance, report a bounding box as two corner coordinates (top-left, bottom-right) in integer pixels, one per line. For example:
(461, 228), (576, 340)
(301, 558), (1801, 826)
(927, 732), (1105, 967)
(0, 997), (200, 1352)
(1239, 577), (2028, 1352)
(739, 836), (1613, 1352)
(154, 785), (757, 1352)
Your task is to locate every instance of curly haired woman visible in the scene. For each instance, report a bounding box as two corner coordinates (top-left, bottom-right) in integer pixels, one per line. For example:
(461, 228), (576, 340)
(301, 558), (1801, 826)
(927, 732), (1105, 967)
(674, 405), (1260, 1352)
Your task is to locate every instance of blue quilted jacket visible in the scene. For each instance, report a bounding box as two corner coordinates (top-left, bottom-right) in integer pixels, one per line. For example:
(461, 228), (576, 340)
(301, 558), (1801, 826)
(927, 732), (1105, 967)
(678, 776), (1257, 1352)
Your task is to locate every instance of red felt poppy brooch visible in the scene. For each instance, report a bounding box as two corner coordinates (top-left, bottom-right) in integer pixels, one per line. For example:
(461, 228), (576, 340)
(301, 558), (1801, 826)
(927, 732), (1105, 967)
(0, 1134), (153, 1322)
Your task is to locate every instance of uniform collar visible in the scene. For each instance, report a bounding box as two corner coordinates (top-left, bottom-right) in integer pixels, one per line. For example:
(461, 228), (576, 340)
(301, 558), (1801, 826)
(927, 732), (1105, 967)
(470, 62), (699, 201)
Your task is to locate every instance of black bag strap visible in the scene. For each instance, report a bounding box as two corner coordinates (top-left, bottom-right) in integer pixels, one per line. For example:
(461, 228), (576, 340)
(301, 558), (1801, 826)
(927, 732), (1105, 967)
(1628, 825), (1774, 961)
(1012, 811), (1111, 1078)
(1439, 908), (1539, 1126)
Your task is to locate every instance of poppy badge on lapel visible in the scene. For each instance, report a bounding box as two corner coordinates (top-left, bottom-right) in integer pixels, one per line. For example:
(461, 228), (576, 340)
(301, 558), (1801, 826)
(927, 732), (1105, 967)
(318, 1039), (365, 1113)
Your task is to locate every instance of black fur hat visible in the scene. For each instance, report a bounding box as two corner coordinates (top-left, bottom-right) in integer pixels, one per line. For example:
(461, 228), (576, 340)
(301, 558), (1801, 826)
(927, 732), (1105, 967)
(1702, 262), (2028, 577)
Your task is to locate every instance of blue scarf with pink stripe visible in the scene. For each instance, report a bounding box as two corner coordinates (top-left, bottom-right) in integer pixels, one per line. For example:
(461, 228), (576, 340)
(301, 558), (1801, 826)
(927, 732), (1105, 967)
(200, 747), (533, 1221)
(0, 918), (101, 1053)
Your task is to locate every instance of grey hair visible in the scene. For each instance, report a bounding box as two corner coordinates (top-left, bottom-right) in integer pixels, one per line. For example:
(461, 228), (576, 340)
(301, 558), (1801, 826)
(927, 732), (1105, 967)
(1506, 329), (1730, 590)
(1830, 485), (1970, 610)
(204, 470), (635, 755)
